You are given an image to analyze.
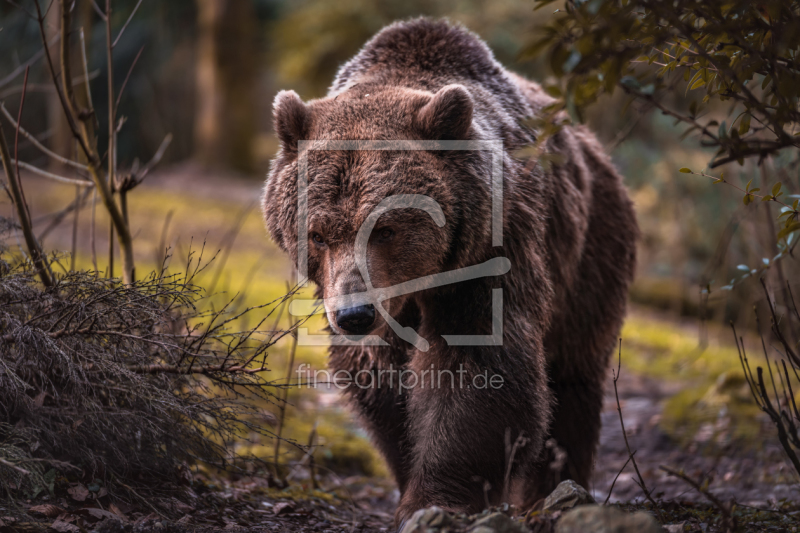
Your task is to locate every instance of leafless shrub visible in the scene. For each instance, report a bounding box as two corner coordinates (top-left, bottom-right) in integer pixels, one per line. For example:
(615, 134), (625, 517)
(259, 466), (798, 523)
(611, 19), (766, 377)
(734, 280), (800, 478)
(0, 237), (300, 511)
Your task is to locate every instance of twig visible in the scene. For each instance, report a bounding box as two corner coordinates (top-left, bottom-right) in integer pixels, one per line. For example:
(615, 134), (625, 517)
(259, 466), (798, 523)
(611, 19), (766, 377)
(90, 189), (98, 272)
(0, 68), (53, 287)
(612, 339), (664, 522)
(154, 209), (174, 268)
(0, 42), (53, 90)
(659, 466), (737, 532)
(106, 0), (116, 281)
(0, 157), (93, 187)
(37, 186), (93, 242)
(761, 278), (800, 367)
(0, 457), (31, 476)
(0, 102), (89, 171)
(207, 203), (256, 296)
(503, 428), (529, 502)
(604, 452), (634, 505)
(112, 0), (142, 48)
(307, 422), (319, 490)
(114, 45), (144, 114)
(79, 27), (95, 124)
(91, 0), (107, 21)
(70, 185), (80, 271)
(273, 332), (299, 482)
(134, 133), (172, 182)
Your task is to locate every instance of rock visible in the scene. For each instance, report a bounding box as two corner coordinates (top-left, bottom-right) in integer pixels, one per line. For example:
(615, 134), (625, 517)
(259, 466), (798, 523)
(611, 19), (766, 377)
(543, 480), (596, 511)
(400, 506), (452, 532)
(662, 524), (685, 533)
(468, 512), (527, 533)
(555, 505), (661, 533)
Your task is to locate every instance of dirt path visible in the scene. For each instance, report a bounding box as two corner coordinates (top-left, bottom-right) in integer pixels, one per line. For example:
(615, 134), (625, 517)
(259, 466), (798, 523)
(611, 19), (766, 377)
(593, 368), (798, 507)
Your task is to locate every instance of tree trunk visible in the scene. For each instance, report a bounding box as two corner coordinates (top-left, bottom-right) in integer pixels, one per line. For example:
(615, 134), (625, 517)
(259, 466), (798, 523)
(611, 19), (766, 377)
(194, 0), (257, 174)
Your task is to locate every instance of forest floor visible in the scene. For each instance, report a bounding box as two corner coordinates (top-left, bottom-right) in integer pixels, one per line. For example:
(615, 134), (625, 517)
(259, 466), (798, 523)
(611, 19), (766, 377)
(1, 166), (798, 532)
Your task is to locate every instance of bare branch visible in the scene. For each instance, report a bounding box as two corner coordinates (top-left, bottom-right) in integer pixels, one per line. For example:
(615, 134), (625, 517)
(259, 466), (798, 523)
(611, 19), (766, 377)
(612, 339), (664, 522)
(0, 43), (54, 90)
(115, 45), (144, 114)
(659, 466), (736, 532)
(0, 68), (53, 287)
(112, 0), (143, 48)
(0, 157), (93, 187)
(0, 103), (89, 172)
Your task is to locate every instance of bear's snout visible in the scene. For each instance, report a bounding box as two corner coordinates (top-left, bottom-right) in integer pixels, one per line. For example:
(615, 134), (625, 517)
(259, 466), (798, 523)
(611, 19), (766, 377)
(335, 304), (376, 335)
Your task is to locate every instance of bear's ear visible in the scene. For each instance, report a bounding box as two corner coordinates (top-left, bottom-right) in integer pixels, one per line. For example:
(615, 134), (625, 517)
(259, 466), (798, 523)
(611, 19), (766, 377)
(415, 84), (473, 140)
(273, 90), (308, 151)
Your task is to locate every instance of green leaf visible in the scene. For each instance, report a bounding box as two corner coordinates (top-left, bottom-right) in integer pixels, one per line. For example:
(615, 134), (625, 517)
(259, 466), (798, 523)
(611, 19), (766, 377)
(690, 76), (706, 90)
(746, 179), (752, 192)
(679, 167), (692, 173)
(772, 182), (782, 196)
(739, 113), (751, 135)
(762, 195), (773, 202)
(777, 222), (800, 239)
(743, 194), (752, 205)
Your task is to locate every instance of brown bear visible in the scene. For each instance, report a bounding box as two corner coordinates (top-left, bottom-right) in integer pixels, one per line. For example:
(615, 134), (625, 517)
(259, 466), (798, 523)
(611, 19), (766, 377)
(262, 18), (637, 528)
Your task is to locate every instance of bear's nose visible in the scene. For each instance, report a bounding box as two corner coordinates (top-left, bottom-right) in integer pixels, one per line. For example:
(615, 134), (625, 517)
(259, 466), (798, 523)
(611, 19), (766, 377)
(336, 304), (376, 335)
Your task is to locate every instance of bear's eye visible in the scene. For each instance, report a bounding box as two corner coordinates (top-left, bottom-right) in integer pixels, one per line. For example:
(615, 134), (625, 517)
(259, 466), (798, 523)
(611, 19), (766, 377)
(311, 232), (325, 246)
(377, 228), (394, 241)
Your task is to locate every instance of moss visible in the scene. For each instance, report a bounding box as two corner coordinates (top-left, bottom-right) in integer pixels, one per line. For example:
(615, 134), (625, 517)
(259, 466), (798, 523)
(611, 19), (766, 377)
(621, 314), (771, 451)
(267, 485), (338, 502)
(621, 315), (744, 381)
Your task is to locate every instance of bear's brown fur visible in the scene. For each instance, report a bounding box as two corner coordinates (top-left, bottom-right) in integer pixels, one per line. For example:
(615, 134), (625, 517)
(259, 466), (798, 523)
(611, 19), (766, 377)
(263, 18), (638, 527)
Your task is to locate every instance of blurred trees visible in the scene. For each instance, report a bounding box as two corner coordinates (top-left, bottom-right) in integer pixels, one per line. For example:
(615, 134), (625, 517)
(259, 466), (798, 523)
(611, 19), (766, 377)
(268, 0), (553, 99)
(194, 0), (258, 173)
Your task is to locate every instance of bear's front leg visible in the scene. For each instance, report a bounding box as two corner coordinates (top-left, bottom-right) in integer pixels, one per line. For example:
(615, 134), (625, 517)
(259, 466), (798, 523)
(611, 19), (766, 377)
(394, 342), (551, 526)
(329, 343), (414, 491)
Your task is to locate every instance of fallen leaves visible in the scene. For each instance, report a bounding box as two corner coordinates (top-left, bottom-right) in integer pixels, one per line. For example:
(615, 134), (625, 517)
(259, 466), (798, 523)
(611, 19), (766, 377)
(273, 501), (296, 516)
(49, 519), (80, 532)
(67, 484), (89, 502)
(28, 504), (64, 518)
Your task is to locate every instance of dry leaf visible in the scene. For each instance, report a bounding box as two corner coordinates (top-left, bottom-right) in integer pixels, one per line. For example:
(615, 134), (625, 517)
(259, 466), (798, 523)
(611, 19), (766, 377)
(29, 504), (64, 517)
(82, 508), (119, 521)
(50, 519), (81, 532)
(273, 501), (295, 516)
(109, 503), (127, 521)
(67, 484), (89, 502)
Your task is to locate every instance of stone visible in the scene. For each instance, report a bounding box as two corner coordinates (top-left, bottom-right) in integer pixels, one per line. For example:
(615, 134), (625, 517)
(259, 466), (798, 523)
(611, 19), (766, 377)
(555, 505), (661, 533)
(400, 506), (452, 532)
(468, 512), (527, 533)
(543, 480), (596, 511)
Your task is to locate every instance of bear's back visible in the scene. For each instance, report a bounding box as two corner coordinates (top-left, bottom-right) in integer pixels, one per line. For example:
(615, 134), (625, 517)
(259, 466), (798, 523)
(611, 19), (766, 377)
(329, 18), (531, 125)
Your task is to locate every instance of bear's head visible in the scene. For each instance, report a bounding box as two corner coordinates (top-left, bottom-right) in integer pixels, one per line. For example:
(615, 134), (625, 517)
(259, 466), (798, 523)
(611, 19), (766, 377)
(263, 84), (493, 337)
